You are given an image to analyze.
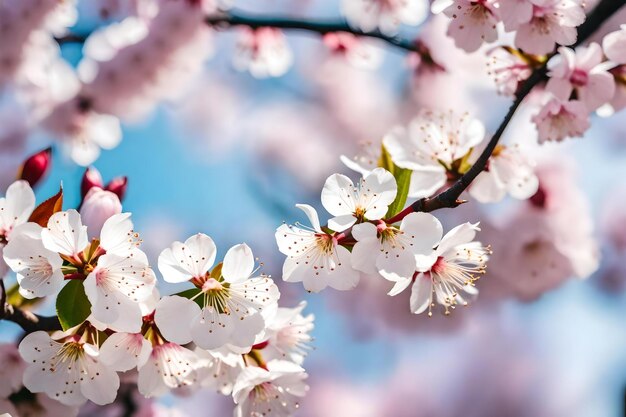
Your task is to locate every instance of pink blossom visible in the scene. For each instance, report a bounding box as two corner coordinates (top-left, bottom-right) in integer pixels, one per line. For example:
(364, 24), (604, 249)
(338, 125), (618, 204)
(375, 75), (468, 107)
(431, 0), (500, 53)
(42, 97), (122, 166)
(322, 32), (383, 70)
(499, 0), (534, 31)
(80, 187), (123, 239)
(483, 159), (599, 301)
(0, 0), (77, 87)
(532, 97), (590, 142)
(514, 0), (586, 55)
(486, 47), (533, 95)
(233, 27), (293, 78)
(603, 25), (626, 65)
(78, 0), (214, 121)
(546, 43), (616, 110)
(342, 0), (428, 35)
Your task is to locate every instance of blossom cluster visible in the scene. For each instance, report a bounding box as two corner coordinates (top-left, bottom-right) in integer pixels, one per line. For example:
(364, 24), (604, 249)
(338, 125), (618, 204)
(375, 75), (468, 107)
(433, 0), (626, 142)
(0, 165), (314, 417)
(275, 111), (497, 316)
(0, 0), (624, 416)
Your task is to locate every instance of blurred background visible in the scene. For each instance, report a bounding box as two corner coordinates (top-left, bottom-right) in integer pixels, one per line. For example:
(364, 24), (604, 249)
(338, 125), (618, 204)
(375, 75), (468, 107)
(2, 0), (626, 416)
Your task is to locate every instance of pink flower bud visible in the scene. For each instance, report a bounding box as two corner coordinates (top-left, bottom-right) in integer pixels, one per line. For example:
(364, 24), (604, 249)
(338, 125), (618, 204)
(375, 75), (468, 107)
(80, 187), (122, 238)
(81, 166), (104, 198)
(106, 176), (128, 201)
(18, 147), (52, 187)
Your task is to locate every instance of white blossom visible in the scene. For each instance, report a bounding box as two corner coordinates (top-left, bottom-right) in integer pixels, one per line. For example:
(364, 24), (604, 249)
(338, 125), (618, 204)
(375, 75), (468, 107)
(383, 110), (485, 198)
(232, 360), (308, 417)
(157, 237), (279, 349)
(387, 218), (489, 316)
(275, 204), (360, 293)
(321, 168), (397, 232)
(19, 331), (120, 406)
(469, 144), (539, 203)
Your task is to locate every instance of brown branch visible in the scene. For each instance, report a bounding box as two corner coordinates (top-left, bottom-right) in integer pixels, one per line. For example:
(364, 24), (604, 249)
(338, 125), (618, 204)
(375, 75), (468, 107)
(56, 11), (423, 53)
(2, 304), (62, 333)
(400, 0), (626, 216)
(205, 10), (420, 53)
(0, 281), (62, 333)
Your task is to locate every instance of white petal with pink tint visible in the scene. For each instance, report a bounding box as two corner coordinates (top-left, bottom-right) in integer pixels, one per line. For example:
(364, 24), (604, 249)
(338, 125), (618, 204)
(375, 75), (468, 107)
(41, 210), (88, 257)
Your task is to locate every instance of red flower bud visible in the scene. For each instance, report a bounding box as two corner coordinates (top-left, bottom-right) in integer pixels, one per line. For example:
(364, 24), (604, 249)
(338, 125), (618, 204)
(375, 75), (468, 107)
(105, 176), (128, 201)
(18, 147), (52, 188)
(81, 167), (104, 198)
(251, 340), (269, 350)
(529, 186), (547, 209)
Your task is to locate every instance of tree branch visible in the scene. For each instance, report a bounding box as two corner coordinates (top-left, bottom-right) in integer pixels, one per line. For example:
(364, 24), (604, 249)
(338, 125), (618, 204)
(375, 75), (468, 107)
(205, 11), (420, 52)
(406, 0), (626, 215)
(0, 280), (62, 333)
(2, 304), (62, 333)
(207, 12), (418, 49)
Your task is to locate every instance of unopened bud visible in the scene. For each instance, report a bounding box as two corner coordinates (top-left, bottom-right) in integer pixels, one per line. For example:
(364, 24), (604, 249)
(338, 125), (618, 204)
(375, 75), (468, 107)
(18, 147), (52, 187)
(81, 167), (104, 198)
(106, 176), (128, 201)
(80, 188), (122, 238)
(529, 186), (547, 209)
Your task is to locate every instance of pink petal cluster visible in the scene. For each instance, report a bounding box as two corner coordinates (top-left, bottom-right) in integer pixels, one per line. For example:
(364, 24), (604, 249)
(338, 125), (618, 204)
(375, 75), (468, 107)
(485, 159), (599, 301)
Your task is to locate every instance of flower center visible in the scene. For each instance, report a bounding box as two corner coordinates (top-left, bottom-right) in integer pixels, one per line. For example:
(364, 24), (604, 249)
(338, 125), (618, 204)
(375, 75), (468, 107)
(314, 234), (335, 255)
(354, 206), (367, 222)
(570, 69), (588, 87)
(202, 277), (224, 292)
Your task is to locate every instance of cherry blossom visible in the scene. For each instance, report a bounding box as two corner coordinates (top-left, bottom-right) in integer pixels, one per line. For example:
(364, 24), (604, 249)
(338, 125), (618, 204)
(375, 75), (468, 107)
(0, 180), (36, 278)
(513, 0), (586, 55)
(486, 214), (575, 301)
(3, 223), (64, 299)
(431, 0), (500, 53)
(351, 213), (444, 283)
(262, 301), (314, 365)
(275, 204), (360, 292)
(137, 342), (200, 398)
(341, 0), (428, 35)
(322, 32), (384, 70)
(19, 331), (120, 406)
(546, 43), (616, 111)
(603, 25), (626, 65)
(80, 187), (123, 238)
(486, 47), (534, 95)
(498, 0), (534, 31)
(195, 347), (243, 395)
(532, 97), (590, 142)
(387, 219), (489, 316)
(0, 0), (77, 88)
(469, 144), (539, 203)
(99, 332), (152, 372)
(232, 360), (308, 417)
(78, 0), (214, 121)
(42, 100), (122, 167)
(321, 168), (397, 232)
(157, 237), (279, 349)
(84, 249), (156, 333)
(0, 344), (26, 398)
(383, 110), (485, 198)
(339, 140), (379, 178)
(233, 28), (293, 79)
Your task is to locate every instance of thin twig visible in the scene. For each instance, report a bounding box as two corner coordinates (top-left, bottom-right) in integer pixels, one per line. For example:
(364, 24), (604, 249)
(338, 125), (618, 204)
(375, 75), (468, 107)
(402, 0), (626, 215)
(205, 10), (420, 52)
(2, 303), (62, 333)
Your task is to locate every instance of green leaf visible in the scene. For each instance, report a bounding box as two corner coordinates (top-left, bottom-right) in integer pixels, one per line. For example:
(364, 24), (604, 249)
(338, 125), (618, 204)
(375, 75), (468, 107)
(378, 144), (396, 174)
(56, 280), (92, 331)
(385, 166), (412, 219)
(378, 144), (412, 219)
(176, 288), (203, 309)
